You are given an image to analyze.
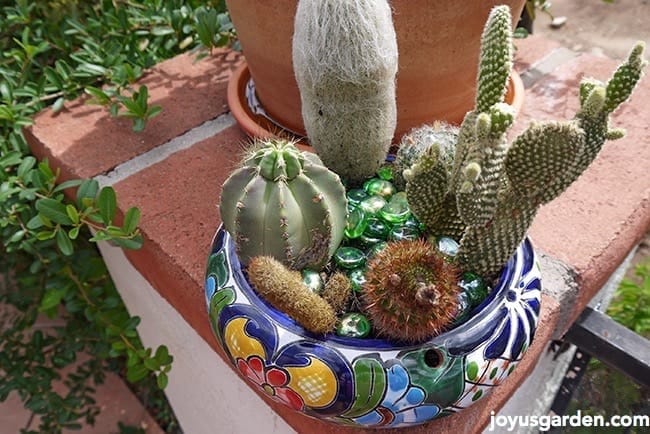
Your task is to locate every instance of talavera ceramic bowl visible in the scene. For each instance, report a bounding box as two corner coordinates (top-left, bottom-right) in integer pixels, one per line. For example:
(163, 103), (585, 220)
(204, 225), (541, 428)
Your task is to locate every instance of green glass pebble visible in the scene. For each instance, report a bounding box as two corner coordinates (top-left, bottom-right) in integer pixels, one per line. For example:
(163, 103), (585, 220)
(347, 268), (367, 293)
(363, 178), (396, 199)
(379, 198), (411, 224)
(345, 208), (368, 239)
(347, 188), (369, 206)
(334, 246), (366, 269)
(377, 166), (394, 181)
(301, 269), (324, 294)
(336, 312), (372, 338)
(437, 236), (460, 257)
(389, 225), (421, 241)
(452, 291), (472, 326)
(359, 233), (384, 248)
(367, 241), (388, 258)
(363, 217), (390, 239)
(459, 272), (489, 306)
(403, 214), (423, 230)
(359, 195), (387, 215)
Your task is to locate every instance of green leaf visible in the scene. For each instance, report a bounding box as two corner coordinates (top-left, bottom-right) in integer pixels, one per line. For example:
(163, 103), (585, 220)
(52, 97), (65, 113)
(0, 151), (22, 168)
(17, 156), (36, 177)
(68, 226), (80, 240)
(36, 198), (74, 225)
(126, 363), (149, 383)
(98, 186), (117, 223)
(66, 204), (80, 224)
(53, 179), (83, 193)
(56, 229), (74, 255)
(26, 215), (44, 230)
(123, 207), (141, 233)
(39, 288), (66, 311)
(157, 372), (169, 389)
(112, 235), (144, 250)
(76, 179), (99, 207)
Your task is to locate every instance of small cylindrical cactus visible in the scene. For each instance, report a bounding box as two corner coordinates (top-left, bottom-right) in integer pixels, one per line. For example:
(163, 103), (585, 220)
(219, 139), (347, 270)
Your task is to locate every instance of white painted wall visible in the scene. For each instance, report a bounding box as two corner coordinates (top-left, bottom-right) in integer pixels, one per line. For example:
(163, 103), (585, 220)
(97, 240), (296, 434)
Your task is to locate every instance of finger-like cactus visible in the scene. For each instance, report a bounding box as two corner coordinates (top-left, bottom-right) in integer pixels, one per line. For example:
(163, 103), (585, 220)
(458, 43), (646, 276)
(248, 256), (337, 334)
(219, 139), (347, 270)
(293, 0), (398, 183)
(458, 122), (585, 276)
(403, 6), (646, 278)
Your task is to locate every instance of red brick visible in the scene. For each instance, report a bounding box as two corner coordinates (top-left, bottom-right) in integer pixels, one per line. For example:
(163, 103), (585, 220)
(25, 49), (242, 182)
(514, 34), (562, 73)
(517, 53), (650, 326)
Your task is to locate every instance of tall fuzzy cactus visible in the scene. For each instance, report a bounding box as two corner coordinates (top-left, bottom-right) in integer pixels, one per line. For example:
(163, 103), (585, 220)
(219, 138), (347, 270)
(405, 5), (647, 277)
(292, 0), (398, 183)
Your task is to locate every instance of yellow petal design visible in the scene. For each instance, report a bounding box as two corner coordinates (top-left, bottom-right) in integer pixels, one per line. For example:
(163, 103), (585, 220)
(224, 317), (267, 361)
(285, 357), (338, 408)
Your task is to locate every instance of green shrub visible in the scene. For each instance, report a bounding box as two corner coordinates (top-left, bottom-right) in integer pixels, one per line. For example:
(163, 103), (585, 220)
(0, 1), (233, 432)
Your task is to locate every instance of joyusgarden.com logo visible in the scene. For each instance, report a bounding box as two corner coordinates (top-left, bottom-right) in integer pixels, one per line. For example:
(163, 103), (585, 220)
(488, 410), (650, 432)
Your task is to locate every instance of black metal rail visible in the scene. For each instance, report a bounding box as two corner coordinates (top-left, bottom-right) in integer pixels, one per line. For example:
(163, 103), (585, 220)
(564, 306), (650, 389)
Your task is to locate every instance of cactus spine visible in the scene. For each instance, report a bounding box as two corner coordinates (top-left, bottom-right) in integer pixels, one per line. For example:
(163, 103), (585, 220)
(219, 139), (347, 270)
(292, 0), (398, 183)
(404, 6), (647, 277)
(362, 240), (462, 343)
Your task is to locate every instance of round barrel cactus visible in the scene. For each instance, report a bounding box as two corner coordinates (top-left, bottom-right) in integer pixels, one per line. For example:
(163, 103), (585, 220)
(219, 139), (347, 270)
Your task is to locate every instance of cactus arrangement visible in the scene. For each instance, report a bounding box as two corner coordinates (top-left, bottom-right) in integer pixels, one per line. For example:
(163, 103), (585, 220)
(217, 3), (646, 343)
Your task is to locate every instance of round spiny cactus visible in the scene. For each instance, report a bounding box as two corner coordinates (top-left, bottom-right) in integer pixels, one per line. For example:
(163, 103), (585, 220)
(362, 240), (462, 343)
(219, 138), (347, 270)
(393, 122), (458, 190)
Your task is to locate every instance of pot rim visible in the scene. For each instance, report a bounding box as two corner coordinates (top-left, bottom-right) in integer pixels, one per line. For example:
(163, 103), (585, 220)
(226, 61), (526, 147)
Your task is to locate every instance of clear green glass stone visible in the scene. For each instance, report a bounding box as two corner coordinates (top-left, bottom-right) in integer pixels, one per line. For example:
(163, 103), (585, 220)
(451, 291), (472, 326)
(377, 166), (394, 181)
(379, 198), (411, 224)
(437, 236), (460, 257)
(389, 225), (421, 241)
(347, 189), (369, 206)
(345, 208), (368, 239)
(367, 241), (388, 258)
(358, 234), (383, 249)
(347, 268), (367, 293)
(334, 246), (366, 269)
(363, 178), (396, 199)
(336, 312), (372, 338)
(363, 217), (390, 239)
(359, 195), (387, 215)
(459, 272), (489, 306)
(301, 269), (324, 294)
(403, 214), (423, 230)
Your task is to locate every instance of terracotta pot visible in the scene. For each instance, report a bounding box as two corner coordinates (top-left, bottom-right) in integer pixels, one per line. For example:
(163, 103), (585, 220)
(205, 226), (541, 428)
(225, 0), (526, 141)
